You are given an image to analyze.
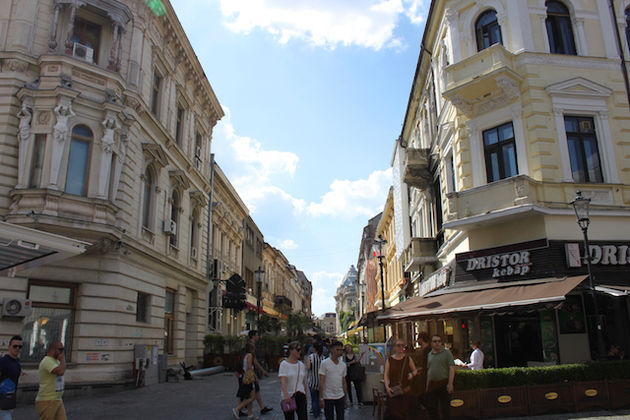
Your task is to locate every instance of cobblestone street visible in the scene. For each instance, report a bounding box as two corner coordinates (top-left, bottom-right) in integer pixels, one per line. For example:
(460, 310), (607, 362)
(11, 372), (630, 420)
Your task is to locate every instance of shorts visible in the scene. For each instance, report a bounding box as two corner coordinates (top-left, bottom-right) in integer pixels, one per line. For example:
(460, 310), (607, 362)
(237, 381), (259, 399)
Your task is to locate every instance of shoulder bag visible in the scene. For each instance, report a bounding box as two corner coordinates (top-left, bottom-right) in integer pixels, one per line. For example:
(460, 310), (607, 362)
(389, 356), (407, 398)
(281, 363), (301, 413)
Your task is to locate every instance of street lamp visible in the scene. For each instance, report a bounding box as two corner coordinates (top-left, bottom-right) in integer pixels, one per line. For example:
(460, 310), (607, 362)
(571, 191), (606, 359)
(255, 266), (264, 334)
(373, 234), (387, 342)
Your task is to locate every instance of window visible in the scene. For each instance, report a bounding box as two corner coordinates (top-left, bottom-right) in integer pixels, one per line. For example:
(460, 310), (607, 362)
(29, 134), (46, 188)
(545, 1), (576, 55)
(65, 125), (91, 196)
(164, 289), (175, 354)
(564, 116), (603, 183)
(136, 292), (150, 323)
(475, 10), (502, 51)
(169, 190), (180, 247)
(175, 106), (184, 146)
(142, 168), (153, 229)
(21, 282), (76, 363)
(190, 209), (199, 258)
(483, 122), (518, 182)
(71, 18), (101, 63)
(194, 132), (202, 169)
(151, 71), (162, 116)
(626, 7), (630, 51)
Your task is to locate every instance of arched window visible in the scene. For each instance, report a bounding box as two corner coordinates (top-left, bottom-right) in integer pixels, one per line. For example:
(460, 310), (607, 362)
(475, 10), (502, 51)
(169, 190), (180, 247)
(545, 1), (576, 55)
(142, 168), (153, 229)
(65, 125), (91, 196)
(625, 7), (630, 51)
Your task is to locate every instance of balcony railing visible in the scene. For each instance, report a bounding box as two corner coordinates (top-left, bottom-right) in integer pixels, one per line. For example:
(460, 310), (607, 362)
(403, 147), (431, 189)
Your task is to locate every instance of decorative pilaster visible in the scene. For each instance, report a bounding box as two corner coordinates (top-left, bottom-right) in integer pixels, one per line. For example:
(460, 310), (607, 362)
(64, 0), (79, 54)
(49, 101), (75, 188)
(16, 100), (33, 188)
(96, 114), (118, 198)
(48, 2), (62, 51)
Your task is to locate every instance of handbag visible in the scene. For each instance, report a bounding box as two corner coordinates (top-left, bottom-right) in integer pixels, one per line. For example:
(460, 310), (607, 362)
(0, 392), (16, 410)
(388, 356), (408, 398)
(281, 362), (301, 413)
(242, 369), (256, 385)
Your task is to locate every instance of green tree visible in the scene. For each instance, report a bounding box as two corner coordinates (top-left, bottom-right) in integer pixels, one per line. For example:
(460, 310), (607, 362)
(287, 311), (311, 338)
(339, 311), (355, 332)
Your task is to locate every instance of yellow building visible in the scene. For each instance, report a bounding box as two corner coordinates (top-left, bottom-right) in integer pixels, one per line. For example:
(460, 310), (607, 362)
(383, 0), (630, 367)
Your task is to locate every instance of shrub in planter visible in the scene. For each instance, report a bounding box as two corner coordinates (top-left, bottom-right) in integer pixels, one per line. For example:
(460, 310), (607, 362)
(203, 334), (225, 354)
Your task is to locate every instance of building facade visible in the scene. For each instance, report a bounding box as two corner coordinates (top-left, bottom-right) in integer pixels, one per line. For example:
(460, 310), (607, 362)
(0, 0), (224, 387)
(317, 312), (337, 336)
(382, 0), (630, 367)
(334, 265), (357, 332)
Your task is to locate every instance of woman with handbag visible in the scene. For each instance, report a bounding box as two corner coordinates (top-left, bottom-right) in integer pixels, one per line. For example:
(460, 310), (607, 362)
(233, 343), (258, 420)
(384, 338), (418, 420)
(279, 341), (308, 420)
(342, 344), (363, 405)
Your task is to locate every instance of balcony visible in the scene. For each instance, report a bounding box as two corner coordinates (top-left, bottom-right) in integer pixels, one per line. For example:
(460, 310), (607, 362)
(443, 175), (625, 231)
(443, 44), (521, 117)
(274, 295), (292, 309)
(403, 237), (438, 272)
(403, 147), (431, 189)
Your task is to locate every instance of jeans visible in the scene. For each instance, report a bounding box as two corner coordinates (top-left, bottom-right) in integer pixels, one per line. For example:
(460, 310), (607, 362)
(323, 397), (345, 420)
(0, 409), (14, 420)
(283, 391), (307, 420)
(309, 388), (321, 418)
(426, 382), (450, 420)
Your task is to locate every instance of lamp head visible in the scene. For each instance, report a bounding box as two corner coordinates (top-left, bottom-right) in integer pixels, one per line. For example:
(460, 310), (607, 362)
(571, 191), (590, 230)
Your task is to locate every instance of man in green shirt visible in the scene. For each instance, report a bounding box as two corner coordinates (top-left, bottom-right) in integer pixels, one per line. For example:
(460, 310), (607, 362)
(36, 341), (66, 420)
(426, 335), (455, 420)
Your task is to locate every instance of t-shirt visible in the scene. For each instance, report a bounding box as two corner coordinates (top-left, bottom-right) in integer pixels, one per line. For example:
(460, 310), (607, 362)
(0, 354), (21, 400)
(36, 356), (64, 401)
(319, 357), (347, 400)
(307, 353), (323, 390)
(278, 360), (306, 397)
(427, 348), (454, 383)
(468, 348), (484, 371)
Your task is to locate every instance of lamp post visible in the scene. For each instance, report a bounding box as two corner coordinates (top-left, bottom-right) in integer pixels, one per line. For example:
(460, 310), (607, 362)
(571, 191), (606, 360)
(255, 266), (264, 334)
(373, 234), (387, 342)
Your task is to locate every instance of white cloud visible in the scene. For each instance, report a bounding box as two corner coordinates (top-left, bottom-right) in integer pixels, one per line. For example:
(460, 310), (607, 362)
(310, 271), (344, 316)
(307, 168), (392, 218)
(218, 0), (429, 50)
(278, 239), (298, 251)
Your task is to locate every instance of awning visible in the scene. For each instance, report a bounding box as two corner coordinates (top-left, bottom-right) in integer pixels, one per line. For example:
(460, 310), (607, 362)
(262, 305), (288, 320)
(377, 275), (587, 321)
(246, 302), (262, 313)
(0, 221), (90, 277)
(595, 285), (630, 297)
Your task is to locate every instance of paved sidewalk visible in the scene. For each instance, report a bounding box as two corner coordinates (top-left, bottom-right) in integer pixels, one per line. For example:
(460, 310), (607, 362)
(12, 372), (630, 420)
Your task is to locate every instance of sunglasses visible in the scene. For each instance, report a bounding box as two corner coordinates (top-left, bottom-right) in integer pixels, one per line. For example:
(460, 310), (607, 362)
(432, 340), (442, 343)
(12, 345), (23, 349)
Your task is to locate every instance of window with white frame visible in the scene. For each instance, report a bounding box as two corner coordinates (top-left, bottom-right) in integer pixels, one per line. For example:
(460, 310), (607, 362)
(169, 189), (180, 247)
(564, 116), (603, 183)
(545, 1), (576, 55)
(483, 122), (518, 183)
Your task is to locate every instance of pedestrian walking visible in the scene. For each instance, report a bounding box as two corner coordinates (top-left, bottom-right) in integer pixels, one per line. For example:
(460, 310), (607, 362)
(279, 341), (308, 420)
(234, 342), (258, 420)
(464, 341), (484, 371)
(342, 344), (363, 406)
(306, 341), (324, 419)
(410, 332), (431, 419)
(425, 335), (455, 420)
(384, 338), (418, 420)
(319, 340), (347, 420)
(237, 331), (273, 417)
(0, 335), (23, 420)
(35, 341), (66, 420)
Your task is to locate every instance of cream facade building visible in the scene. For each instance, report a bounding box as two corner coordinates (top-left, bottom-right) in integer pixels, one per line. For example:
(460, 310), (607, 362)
(382, 0), (630, 367)
(0, 0), (226, 388)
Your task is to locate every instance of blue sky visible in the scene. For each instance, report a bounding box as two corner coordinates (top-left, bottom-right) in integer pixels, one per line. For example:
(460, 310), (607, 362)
(171, 0), (428, 316)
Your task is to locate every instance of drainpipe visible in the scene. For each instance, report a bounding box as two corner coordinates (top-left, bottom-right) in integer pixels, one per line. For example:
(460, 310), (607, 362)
(609, 0), (630, 112)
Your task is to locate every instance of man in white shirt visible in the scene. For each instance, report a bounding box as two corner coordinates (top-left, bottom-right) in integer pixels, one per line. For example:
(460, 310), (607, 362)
(466, 341), (484, 371)
(319, 341), (348, 420)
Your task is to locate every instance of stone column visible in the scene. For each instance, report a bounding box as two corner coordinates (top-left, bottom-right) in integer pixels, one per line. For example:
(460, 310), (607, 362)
(49, 102), (75, 188)
(16, 101), (33, 188)
(116, 25), (124, 71)
(48, 2), (62, 51)
(108, 23), (121, 71)
(64, 0), (78, 54)
(97, 115), (118, 198)
(110, 128), (128, 201)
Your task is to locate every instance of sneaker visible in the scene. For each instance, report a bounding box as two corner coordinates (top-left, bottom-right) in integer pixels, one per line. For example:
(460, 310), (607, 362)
(260, 406), (273, 414)
(232, 408), (239, 419)
(239, 410), (248, 417)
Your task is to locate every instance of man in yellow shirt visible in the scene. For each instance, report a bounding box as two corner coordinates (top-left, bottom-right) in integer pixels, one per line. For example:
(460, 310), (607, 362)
(35, 342), (66, 420)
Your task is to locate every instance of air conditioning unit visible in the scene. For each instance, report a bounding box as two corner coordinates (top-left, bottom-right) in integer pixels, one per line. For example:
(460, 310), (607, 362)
(72, 42), (94, 63)
(2, 298), (32, 318)
(191, 247), (198, 259)
(163, 219), (177, 235)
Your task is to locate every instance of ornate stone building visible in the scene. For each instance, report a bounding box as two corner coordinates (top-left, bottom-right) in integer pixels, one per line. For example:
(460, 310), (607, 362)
(0, 0), (223, 387)
(382, 0), (630, 367)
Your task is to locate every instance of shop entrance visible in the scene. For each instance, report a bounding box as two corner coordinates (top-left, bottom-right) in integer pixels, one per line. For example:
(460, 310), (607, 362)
(495, 313), (543, 367)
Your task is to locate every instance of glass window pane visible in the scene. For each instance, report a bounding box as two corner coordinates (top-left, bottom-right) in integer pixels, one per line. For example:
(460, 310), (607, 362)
(502, 143), (518, 178)
(165, 291), (174, 313)
(29, 135), (46, 188)
(489, 152), (500, 182)
(65, 139), (89, 195)
(20, 307), (74, 363)
(483, 129), (498, 145)
(499, 123), (514, 140)
(565, 117), (578, 133)
(29, 285), (72, 304)
(584, 137), (602, 182)
(567, 136), (585, 182)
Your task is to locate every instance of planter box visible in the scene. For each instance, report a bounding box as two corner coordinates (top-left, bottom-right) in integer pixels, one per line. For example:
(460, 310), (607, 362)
(480, 386), (528, 419)
(527, 383), (575, 415)
(608, 379), (630, 410)
(573, 380), (609, 412)
(450, 389), (481, 419)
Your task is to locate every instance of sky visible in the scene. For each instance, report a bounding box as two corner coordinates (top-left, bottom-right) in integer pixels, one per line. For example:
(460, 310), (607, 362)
(170, 0), (429, 317)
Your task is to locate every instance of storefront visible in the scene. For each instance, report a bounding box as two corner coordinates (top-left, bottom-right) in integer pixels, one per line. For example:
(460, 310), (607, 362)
(378, 238), (630, 367)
